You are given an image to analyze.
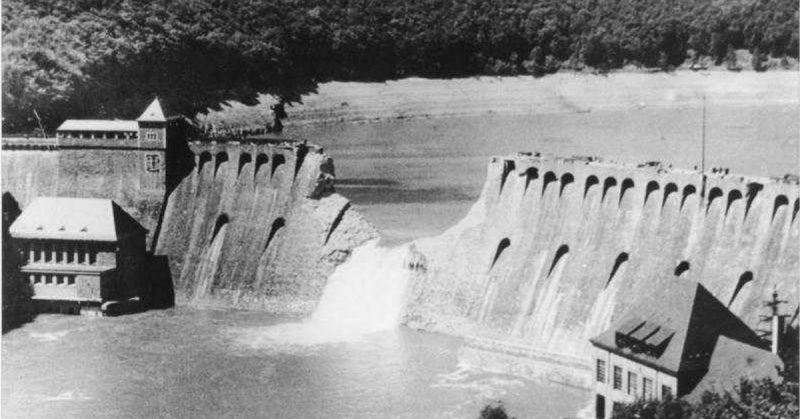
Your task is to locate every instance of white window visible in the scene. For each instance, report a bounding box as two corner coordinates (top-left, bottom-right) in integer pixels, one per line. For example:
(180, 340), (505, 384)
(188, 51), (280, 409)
(661, 385), (672, 400)
(643, 377), (653, 399)
(596, 359), (606, 383)
(613, 366), (622, 390)
(627, 372), (637, 395)
(146, 131), (158, 141)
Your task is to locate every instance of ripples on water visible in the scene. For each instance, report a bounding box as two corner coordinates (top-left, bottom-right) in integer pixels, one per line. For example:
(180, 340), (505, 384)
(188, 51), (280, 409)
(2, 309), (588, 419)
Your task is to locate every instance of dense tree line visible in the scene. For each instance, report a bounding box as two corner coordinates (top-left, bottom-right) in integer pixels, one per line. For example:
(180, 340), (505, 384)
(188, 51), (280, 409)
(613, 378), (798, 419)
(3, 0), (798, 131)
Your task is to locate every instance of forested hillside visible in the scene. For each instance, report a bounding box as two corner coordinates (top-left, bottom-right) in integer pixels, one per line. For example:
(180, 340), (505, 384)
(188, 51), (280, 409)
(3, 0), (797, 132)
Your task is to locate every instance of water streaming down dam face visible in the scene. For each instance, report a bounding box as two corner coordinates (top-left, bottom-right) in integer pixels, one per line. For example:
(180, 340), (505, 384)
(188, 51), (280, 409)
(406, 154), (799, 387)
(235, 240), (414, 347)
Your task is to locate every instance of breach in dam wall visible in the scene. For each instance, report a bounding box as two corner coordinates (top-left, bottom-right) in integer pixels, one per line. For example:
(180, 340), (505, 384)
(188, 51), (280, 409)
(2, 136), (377, 313)
(153, 140), (377, 312)
(405, 153), (798, 385)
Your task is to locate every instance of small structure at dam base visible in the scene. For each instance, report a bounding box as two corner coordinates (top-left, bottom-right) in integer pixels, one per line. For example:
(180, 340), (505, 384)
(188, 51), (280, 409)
(9, 197), (148, 316)
(589, 280), (782, 419)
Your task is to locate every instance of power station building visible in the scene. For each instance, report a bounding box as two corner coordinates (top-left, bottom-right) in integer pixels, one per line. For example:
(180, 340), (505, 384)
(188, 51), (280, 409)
(589, 280), (782, 419)
(8, 197), (148, 315)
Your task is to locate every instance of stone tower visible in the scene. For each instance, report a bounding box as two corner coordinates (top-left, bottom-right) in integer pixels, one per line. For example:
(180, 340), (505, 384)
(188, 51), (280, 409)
(137, 98), (168, 191)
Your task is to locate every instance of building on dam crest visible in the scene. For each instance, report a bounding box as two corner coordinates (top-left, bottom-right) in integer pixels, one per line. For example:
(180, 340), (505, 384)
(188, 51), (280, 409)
(589, 280), (782, 419)
(55, 97), (193, 193)
(9, 197), (148, 315)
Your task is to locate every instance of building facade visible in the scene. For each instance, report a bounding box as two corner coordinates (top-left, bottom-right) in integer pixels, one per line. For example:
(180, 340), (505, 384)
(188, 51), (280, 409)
(589, 280), (782, 419)
(55, 97), (190, 193)
(9, 197), (147, 315)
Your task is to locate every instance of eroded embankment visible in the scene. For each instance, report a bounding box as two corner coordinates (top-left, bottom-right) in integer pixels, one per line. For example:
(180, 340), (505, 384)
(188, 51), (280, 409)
(154, 141), (377, 312)
(404, 154), (799, 385)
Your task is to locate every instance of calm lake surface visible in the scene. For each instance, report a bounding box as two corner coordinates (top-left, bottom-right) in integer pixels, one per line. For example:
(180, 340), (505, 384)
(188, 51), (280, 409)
(1, 309), (587, 419)
(295, 104), (799, 244)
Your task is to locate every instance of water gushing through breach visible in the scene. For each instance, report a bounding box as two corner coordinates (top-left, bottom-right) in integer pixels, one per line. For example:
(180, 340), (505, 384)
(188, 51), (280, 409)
(235, 240), (414, 347)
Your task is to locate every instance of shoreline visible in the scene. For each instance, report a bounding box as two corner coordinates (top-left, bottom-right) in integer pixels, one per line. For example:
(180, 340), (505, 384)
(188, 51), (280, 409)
(200, 71), (799, 130)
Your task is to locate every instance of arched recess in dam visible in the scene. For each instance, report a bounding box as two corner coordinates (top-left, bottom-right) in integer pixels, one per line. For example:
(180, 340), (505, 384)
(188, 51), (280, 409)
(238, 152), (252, 177)
(728, 271), (754, 307)
(793, 198), (800, 223)
(726, 189), (743, 217)
(193, 213), (230, 301)
(602, 177), (617, 202)
(524, 167), (539, 193)
(542, 171), (557, 196)
(644, 180), (660, 206)
(606, 252), (629, 288)
(662, 182), (678, 209)
(264, 217), (286, 251)
(707, 187), (723, 213)
(500, 160), (515, 194)
(214, 152), (229, 177)
(559, 173), (574, 197)
(619, 178), (634, 205)
(745, 182), (763, 217)
(773, 195), (789, 222)
(674, 260), (690, 277)
(490, 238), (511, 270)
(584, 175), (599, 199)
(271, 153), (286, 178)
(198, 151), (212, 174)
(254, 153), (269, 180)
(548, 245), (570, 277)
(681, 184), (697, 210)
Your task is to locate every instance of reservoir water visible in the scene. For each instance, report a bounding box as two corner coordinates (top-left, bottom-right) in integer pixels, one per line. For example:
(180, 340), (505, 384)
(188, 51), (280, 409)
(295, 104), (799, 244)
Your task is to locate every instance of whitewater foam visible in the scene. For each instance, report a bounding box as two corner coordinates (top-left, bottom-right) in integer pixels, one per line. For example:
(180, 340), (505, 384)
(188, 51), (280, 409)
(234, 240), (412, 348)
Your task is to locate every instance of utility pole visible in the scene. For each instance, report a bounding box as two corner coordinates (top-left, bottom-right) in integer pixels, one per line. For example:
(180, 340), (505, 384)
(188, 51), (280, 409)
(700, 95), (707, 200)
(759, 290), (788, 354)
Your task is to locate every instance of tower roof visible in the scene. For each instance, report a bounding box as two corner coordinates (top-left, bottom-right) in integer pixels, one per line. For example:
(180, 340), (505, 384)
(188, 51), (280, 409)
(137, 98), (167, 122)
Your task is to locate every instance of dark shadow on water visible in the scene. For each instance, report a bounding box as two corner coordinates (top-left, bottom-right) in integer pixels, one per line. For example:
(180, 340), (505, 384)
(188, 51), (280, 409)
(2, 192), (34, 333)
(335, 178), (401, 187)
(336, 186), (478, 205)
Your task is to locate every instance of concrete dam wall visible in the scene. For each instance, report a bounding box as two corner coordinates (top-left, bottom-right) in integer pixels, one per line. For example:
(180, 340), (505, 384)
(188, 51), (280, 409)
(405, 154), (798, 382)
(1, 145), (164, 247)
(153, 141), (377, 312)
(2, 138), (377, 313)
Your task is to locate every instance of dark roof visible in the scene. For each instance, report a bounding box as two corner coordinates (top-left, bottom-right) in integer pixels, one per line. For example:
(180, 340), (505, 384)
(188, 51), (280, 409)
(685, 336), (782, 402)
(590, 279), (766, 376)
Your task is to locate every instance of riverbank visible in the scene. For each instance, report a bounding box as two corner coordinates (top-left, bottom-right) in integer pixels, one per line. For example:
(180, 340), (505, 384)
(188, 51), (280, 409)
(199, 71), (798, 129)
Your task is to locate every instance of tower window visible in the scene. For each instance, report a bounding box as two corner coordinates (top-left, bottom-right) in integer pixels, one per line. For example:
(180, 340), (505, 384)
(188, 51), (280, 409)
(145, 154), (161, 172)
(146, 131), (158, 141)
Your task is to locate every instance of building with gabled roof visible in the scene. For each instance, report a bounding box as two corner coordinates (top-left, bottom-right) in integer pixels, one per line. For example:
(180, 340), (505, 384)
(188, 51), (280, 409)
(55, 97), (195, 193)
(9, 197), (148, 315)
(589, 279), (782, 418)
